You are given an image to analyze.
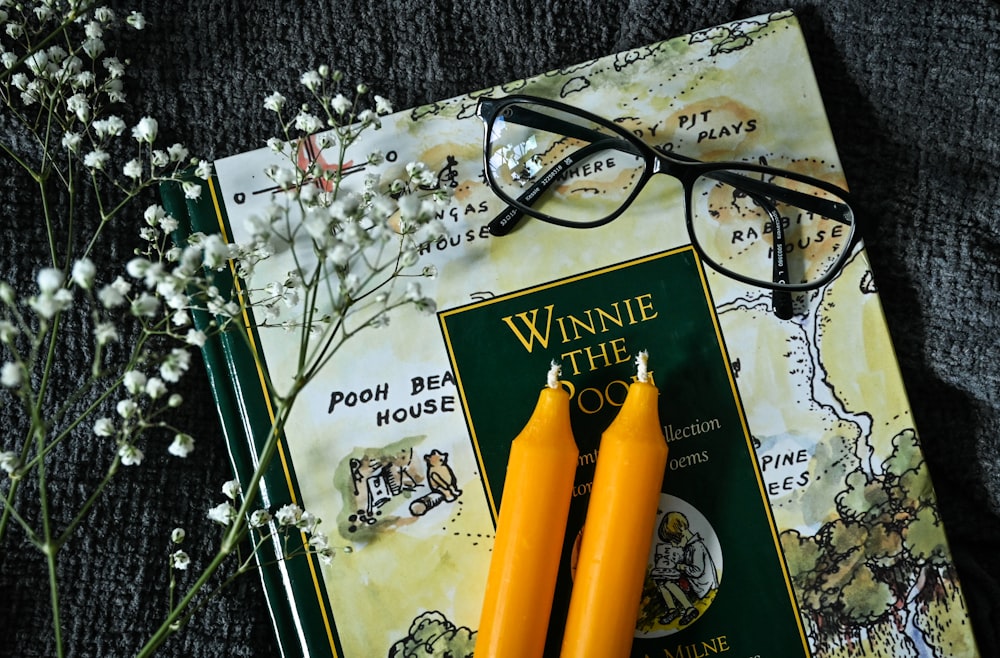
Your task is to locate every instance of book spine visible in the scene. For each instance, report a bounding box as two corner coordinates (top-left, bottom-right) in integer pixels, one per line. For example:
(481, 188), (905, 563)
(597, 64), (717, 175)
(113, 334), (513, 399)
(161, 175), (339, 658)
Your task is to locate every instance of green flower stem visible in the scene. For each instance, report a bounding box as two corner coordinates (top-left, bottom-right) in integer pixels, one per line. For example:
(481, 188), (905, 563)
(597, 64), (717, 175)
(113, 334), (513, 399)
(136, 396), (294, 658)
(56, 457), (120, 548)
(0, 477), (42, 545)
(36, 427), (63, 658)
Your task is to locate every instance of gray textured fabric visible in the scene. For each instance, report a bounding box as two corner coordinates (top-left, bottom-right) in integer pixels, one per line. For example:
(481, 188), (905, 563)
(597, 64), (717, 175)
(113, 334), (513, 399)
(1, 1), (998, 656)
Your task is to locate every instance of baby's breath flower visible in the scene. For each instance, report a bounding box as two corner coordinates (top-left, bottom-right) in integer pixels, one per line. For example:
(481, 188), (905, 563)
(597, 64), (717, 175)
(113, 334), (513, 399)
(263, 91), (286, 112)
(356, 109), (379, 128)
(222, 479), (241, 500)
(92, 116), (126, 138)
(181, 181), (202, 200)
(330, 93), (351, 115)
(298, 510), (319, 534)
(97, 277), (129, 308)
(170, 550), (190, 570)
(194, 159), (213, 180)
(171, 310), (191, 327)
(201, 234), (232, 269)
(249, 509), (272, 528)
(123, 370), (147, 395)
(126, 11), (146, 30)
(1, 362), (23, 388)
(37, 268), (63, 293)
(83, 149), (109, 170)
(265, 164), (296, 189)
(160, 215), (179, 233)
(167, 393), (183, 408)
(0, 320), (18, 343)
(29, 289), (73, 319)
(167, 143), (188, 162)
(374, 95), (393, 115)
(145, 377), (167, 399)
(184, 329), (207, 347)
(93, 321), (118, 345)
(275, 503), (303, 527)
(207, 502), (237, 526)
(0, 451), (19, 475)
(102, 56), (125, 78)
(168, 433), (194, 458)
(130, 292), (159, 318)
(116, 399), (137, 419)
(171, 528), (186, 544)
(82, 37), (105, 60)
(294, 111), (322, 134)
(123, 159), (142, 179)
(93, 417), (115, 437)
(132, 117), (158, 143)
(71, 258), (96, 289)
(72, 70), (94, 88)
(118, 443), (144, 466)
(104, 78), (125, 103)
(84, 21), (103, 39)
(159, 348), (191, 383)
(25, 51), (48, 75)
(300, 69), (321, 91)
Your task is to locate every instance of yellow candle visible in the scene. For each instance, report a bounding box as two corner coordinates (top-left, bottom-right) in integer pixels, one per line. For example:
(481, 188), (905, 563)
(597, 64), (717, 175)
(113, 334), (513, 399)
(475, 363), (579, 658)
(560, 351), (668, 658)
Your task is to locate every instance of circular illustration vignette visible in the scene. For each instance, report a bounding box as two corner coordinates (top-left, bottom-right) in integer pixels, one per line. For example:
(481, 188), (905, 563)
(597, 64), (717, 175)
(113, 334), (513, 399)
(635, 494), (723, 638)
(567, 494), (723, 639)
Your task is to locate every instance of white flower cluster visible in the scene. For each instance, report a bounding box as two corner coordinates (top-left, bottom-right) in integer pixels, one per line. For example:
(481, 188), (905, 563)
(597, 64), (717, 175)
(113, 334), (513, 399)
(169, 526), (190, 571)
(0, 197), (248, 467)
(1, 4), (201, 190)
(263, 65), (394, 139)
(237, 158), (447, 331)
(205, 480), (338, 565)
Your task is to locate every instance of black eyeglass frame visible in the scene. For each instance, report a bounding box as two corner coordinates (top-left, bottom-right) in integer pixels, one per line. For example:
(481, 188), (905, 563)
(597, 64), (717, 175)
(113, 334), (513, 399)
(475, 94), (860, 294)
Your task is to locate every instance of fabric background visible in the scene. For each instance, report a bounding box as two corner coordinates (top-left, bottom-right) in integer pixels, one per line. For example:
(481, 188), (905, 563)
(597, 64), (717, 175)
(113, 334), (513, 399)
(1, 1), (998, 656)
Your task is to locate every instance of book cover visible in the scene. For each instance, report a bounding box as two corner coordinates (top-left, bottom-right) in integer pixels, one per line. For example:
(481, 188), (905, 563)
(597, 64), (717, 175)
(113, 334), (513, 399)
(439, 246), (807, 655)
(175, 10), (978, 657)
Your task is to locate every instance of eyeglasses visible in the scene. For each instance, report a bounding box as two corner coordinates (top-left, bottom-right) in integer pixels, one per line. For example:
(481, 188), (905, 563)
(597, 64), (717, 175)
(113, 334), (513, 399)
(475, 95), (858, 317)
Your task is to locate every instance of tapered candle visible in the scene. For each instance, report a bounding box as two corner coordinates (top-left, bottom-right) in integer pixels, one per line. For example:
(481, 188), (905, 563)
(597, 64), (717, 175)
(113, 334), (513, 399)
(475, 362), (580, 658)
(560, 351), (668, 658)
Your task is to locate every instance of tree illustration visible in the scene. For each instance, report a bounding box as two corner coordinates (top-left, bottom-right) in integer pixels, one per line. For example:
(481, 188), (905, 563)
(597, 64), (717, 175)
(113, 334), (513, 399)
(781, 429), (966, 657)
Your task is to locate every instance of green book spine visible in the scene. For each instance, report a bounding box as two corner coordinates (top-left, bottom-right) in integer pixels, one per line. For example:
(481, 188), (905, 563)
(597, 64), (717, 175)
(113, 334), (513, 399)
(161, 175), (340, 658)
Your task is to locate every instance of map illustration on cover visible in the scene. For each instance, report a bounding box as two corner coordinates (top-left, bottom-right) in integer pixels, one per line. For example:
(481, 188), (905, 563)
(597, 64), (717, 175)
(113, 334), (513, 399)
(199, 10), (978, 658)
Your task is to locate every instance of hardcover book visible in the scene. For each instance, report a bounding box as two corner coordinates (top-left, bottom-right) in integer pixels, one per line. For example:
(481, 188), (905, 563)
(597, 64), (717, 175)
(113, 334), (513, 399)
(168, 10), (980, 657)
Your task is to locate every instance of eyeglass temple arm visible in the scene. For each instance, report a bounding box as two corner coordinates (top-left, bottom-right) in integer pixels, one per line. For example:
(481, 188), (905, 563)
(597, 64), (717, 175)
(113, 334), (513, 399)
(489, 103), (852, 225)
(759, 196), (793, 319)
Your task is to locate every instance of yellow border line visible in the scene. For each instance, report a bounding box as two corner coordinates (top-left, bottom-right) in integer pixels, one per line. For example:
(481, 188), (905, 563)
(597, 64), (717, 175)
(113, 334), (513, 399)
(694, 262), (811, 653)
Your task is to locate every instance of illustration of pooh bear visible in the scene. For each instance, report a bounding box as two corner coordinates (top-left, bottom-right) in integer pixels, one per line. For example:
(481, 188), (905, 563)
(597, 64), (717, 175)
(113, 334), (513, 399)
(424, 449), (462, 502)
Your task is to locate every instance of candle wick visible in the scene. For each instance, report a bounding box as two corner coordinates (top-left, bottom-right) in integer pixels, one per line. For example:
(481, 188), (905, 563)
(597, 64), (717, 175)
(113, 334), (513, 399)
(547, 360), (562, 389)
(636, 350), (650, 383)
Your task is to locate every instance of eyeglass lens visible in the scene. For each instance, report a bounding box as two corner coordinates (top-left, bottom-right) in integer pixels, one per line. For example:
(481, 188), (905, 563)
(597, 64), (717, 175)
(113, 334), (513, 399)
(486, 102), (645, 225)
(689, 170), (854, 288)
